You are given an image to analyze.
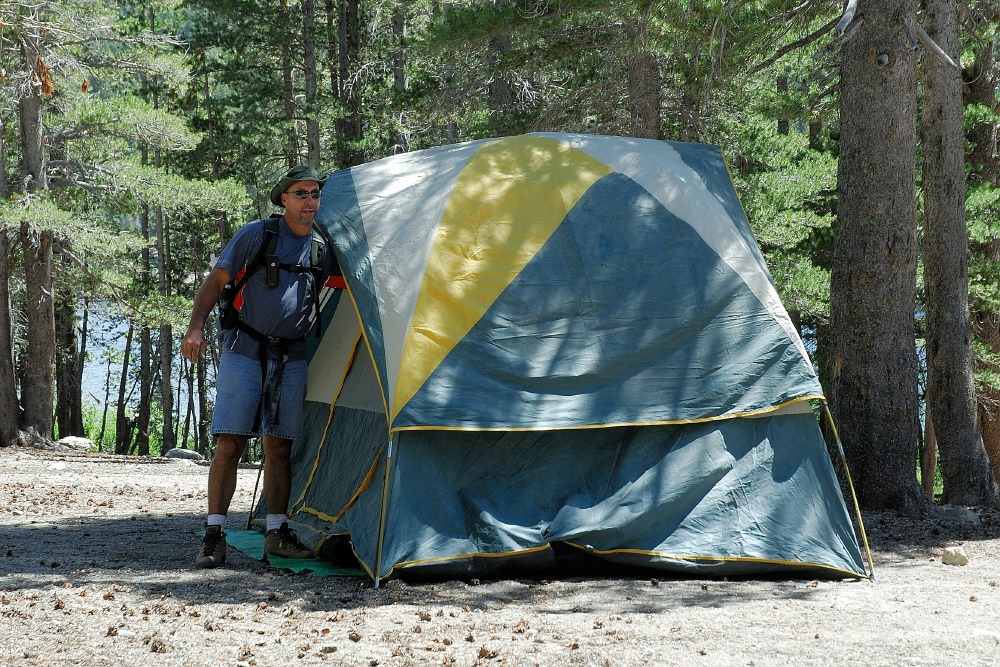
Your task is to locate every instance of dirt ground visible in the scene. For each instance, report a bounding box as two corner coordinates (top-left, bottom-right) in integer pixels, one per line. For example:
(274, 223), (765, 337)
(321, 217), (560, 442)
(2, 445), (1000, 667)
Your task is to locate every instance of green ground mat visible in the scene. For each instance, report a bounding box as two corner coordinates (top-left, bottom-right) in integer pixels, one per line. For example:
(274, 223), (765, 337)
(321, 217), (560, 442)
(225, 530), (365, 577)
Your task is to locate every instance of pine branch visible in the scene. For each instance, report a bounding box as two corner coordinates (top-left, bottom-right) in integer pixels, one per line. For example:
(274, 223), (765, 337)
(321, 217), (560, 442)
(748, 16), (840, 76)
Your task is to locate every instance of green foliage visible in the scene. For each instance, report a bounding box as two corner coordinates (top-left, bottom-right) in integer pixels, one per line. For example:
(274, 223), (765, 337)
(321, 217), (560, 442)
(723, 115), (837, 323)
(9, 0), (1000, 476)
(62, 94), (201, 152)
(0, 194), (78, 232)
(82, 400), (111, 452)
(967, 182), (1000, 316)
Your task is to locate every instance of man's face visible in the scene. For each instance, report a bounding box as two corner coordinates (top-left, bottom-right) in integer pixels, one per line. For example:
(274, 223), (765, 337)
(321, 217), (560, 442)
(281, 180), (322, 231)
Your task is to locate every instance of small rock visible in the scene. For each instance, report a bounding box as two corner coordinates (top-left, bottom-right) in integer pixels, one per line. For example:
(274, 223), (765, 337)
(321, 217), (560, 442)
(940, 506), (981, 524)
(942, 546), (969, 566)
(57, 436), (95, 452)
(164, 448), (204, 461)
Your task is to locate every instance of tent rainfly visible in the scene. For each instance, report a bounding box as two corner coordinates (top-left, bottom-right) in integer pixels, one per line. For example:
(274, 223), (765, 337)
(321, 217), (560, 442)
(251, 132), (871, 584)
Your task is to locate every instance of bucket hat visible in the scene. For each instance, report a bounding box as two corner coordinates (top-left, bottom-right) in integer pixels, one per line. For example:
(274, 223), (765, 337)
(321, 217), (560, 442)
(269, 165), (328, 206)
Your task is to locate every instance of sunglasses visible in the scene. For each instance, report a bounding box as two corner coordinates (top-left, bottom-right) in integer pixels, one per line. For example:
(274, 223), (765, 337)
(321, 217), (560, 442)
(288, 189), (322, 200)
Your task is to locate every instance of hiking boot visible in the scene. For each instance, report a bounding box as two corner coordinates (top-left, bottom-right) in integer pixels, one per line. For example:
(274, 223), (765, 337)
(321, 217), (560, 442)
(196, 524), (227, 568)
(263, 522), (313, 560)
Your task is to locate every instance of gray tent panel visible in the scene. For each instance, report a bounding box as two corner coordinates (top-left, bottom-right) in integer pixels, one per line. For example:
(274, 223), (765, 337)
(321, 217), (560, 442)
(349, 410), (863, 580)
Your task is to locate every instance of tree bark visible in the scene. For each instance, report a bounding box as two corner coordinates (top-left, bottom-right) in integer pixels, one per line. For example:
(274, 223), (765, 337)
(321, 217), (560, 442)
(337, 0), (364, 167)
(809, 119), (824, 150)
(922, 383), (938, 497)
(18, 18), (47, 193)
(98, 357), (112, 451)
(135, 203), (152, 456)
(678, 73), (701, 143)
(777, 75), (789, 135)
(965, 46), (997, 186)
(282, 2), (300, 168)
(325, 0), (339, 124)
(20, 222), (56, 441)
(302, 0), (321, 167)
(54, 251), (85, 438)
(115, 324), (134, 455)
(16, 2), (52, 445)
(830, 0), (927, 514)
(391, 3), (409, 154)
(966, 42), (1000, 484)
(627, 51), (662, 140)
(0, 228), (20, 446)
(197, 354), (210, 455)
(0, 115), (7, 199)
(921, 0), (999, 507)
(485, 1), (515, 136)
(156, 204), (175, 456)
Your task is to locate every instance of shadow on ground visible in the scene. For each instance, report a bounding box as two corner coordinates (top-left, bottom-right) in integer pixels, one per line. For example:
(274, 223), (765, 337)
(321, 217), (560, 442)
(4, 504), (992, 617)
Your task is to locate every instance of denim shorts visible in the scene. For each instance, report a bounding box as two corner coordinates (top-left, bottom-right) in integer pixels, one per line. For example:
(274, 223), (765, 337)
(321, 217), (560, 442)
(211, 350), (307, 440)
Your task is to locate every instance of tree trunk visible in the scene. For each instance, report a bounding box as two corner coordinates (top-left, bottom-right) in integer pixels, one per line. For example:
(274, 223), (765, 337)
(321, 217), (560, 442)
(0, 228), (20, 446)
(197, 355), (210, 454)
(18, 21), (47, 193)
(627, 51), (662, 140)
(809, 119), (824, 150)
(966, 42), (1000, 484)
(54, 253), (85, 438)
(0, 115), (7, 199)
(115, 324), (134, 455)
(156, 203), (175, 456)
(135, 327), (152, 455)
(830, 0), (927, 514)
(920, 0), (999, 507)
(20, 222), (56, 441)
(98, 357), (112, 450)
(135, 203), (152, 457)
(337, 0), (364, 167)
(977, 314), (1000, 485)
(325, 0), (339, 122)
(302, 0), (321, 167)
(678, 74), (700, 142)
(16, 2), (52, 445)
(922, 384), (938, 497)
(777, 75), (789, 135)
(965, 46), (997, 186)
(485, 1), (515, 136)
(137, 334), (153, 456)
(282, 6), (300, 168)
(391, 3), (409, 154)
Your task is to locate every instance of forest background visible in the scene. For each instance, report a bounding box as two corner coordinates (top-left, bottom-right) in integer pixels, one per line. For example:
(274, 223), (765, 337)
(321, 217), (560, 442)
(2, 0), (1000, 517)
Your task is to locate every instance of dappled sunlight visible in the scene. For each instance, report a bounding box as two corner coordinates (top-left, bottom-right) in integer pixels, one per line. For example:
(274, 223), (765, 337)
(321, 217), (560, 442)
(393, 136), (612, 420)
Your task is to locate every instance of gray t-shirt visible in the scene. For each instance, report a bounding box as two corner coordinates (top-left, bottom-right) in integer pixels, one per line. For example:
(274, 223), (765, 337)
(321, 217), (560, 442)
(216, 216), (338, 360)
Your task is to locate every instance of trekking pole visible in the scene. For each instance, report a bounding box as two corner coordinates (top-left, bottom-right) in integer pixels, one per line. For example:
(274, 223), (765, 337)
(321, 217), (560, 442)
(247, 437), (265, 530)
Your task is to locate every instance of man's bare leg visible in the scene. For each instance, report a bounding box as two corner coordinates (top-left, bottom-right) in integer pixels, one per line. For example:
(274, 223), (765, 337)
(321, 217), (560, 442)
(207, 433), (250, 516)
(197, 433), (248, 568)
(260, 434), (312, 558)
(261, 434), (293, 515)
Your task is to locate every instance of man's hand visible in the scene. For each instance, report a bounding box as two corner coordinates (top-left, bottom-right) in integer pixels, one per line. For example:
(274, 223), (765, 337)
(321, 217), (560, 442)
(181, 267), (231, 363)
(181, 327), (207, 363)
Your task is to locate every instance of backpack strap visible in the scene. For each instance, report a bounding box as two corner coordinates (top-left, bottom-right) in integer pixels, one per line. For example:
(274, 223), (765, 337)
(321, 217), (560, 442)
(236, 215), (281, 292)
(219, 216), (280, 330)
(306, 226), (330, 337)
(220, 215), (336, 338)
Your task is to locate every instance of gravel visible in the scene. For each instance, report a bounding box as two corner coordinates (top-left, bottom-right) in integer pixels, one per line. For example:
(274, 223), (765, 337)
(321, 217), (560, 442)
(3, 445), (1000, 666)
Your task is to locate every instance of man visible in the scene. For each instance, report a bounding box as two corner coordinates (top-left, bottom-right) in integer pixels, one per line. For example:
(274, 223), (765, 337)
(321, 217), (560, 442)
(181, 165), (339, 568)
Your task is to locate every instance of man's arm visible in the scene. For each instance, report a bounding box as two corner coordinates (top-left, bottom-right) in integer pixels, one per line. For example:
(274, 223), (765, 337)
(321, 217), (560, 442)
(181, 267), (231, 363)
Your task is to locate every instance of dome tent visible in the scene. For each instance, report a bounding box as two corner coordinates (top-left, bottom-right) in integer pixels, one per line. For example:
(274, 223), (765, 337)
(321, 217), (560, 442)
(252, 133), (869, 584)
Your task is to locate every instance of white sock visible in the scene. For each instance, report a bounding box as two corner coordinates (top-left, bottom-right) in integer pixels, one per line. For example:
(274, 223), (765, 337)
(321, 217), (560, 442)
(207, 514), (226, 529)
(266, 514), (287, 532)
